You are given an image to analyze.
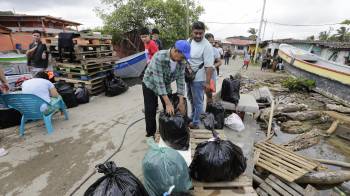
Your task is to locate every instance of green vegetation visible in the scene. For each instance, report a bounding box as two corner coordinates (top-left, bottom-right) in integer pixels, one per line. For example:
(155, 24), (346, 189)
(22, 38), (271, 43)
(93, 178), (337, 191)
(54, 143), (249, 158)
(95, 0), (204, 48)
(282, 77), (316, 92)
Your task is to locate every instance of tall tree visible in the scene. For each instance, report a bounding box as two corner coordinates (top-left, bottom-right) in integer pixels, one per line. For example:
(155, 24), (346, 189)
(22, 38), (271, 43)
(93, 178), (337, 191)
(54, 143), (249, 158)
(306, 35), (315, 41)
(318, 31), (329, 41)
(335, 26), (349, 41)
(95, 0), (204, 48)
(247, 28), (257, 40)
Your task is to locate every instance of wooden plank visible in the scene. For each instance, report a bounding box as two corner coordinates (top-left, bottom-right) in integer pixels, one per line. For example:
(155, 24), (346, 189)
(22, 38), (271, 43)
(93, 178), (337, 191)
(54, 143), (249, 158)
(268, 175), (302, 196)
(256, 142), (318, 169)
(258, 181), (280, 196)
(265, 142), (318, 168)
(256, 187), (268, 196)
(258, 142), (318, 167)
(287, 181), (305, 195)
(265, 178), (293, 196)
(258, 150), (308, 174)
(192, 175), (252, 188)
(192, 189), (256, 196)
(257, 159), (297, 182)
(255, 145), (317, 171)
(259, 154), (305, 177)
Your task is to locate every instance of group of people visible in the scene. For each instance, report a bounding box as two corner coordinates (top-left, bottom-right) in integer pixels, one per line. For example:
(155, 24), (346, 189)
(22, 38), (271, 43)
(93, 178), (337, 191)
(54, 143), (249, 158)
(140, 21), (223, 138)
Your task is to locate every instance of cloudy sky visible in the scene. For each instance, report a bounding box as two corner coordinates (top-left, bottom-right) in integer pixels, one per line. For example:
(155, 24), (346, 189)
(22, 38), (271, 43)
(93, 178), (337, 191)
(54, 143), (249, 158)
(1, 0), (349, 40)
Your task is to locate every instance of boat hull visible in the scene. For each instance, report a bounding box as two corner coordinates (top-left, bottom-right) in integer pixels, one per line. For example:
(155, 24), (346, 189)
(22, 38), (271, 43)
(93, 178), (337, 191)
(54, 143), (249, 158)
(278, 45), (350, 104)
(114, 52), (147, 78)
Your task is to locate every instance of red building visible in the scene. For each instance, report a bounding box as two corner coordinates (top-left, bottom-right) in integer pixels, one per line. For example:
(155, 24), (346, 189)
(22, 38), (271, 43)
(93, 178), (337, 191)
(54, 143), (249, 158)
(0, 13), (81, 51)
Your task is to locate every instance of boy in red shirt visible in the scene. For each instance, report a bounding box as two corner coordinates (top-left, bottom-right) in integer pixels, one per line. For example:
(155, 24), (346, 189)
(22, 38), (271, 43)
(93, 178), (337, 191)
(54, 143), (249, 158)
(140, 27), (159, 64)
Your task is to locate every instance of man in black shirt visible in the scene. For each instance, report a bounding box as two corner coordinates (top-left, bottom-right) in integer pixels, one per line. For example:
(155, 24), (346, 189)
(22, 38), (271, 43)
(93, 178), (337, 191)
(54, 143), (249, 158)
(26, 30), (49, 75)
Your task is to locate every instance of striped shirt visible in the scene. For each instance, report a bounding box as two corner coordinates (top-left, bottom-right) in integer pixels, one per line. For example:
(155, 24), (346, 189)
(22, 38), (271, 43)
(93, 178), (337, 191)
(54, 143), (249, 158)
(143, 50), (186, 96)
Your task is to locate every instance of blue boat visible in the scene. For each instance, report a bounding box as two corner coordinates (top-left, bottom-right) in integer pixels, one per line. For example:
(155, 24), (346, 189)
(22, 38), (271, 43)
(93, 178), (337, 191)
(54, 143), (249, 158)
(114, 52), (147, 78)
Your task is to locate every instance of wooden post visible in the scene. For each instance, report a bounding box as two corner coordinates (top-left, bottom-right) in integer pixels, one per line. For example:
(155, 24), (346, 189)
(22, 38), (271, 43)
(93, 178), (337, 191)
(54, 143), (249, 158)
(267, 100), (274, 138)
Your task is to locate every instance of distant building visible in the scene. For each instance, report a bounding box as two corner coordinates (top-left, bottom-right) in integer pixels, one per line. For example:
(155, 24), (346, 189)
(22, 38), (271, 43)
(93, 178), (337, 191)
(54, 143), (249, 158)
(222, 36), (254, 54)
(0, 12), (81, 51)
(262, 39), (350, 65)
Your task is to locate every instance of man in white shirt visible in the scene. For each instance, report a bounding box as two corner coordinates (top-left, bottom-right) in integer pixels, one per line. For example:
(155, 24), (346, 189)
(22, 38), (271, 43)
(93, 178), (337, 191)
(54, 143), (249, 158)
(187, 21), (214, 129)
(22, 71), (61, 112)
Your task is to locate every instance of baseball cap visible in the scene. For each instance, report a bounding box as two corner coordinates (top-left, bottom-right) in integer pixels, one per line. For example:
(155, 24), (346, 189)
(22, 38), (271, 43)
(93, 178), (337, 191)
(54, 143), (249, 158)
(175, 40), (191, 61)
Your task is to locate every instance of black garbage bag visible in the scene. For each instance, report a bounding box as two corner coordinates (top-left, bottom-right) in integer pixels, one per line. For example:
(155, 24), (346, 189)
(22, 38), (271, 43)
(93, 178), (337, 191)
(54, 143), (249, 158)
(190, 137), (247, 182)
(105, 71), (128, 97)
(55, 81), (78, 108)
(0, 108), (21, 129)
(221, 75), (240, 105)
(84, 161), (149, 196)
(201, 113), (216, 131)
(167, 93), (188, 116)
(159, 111), (190, 150)
(206, 102), (225, 129)
(75, 85), (90, 104)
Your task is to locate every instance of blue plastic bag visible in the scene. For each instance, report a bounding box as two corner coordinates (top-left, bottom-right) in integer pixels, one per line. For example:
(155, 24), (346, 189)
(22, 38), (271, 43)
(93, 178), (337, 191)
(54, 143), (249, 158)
(142, 139), (192, 196)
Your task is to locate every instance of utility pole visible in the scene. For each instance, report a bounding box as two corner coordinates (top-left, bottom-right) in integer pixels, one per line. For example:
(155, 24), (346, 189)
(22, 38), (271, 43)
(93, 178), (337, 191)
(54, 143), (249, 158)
(185, 0), (189, 38)
(253, 0), (266, 62)
(262, 20), (267, 41)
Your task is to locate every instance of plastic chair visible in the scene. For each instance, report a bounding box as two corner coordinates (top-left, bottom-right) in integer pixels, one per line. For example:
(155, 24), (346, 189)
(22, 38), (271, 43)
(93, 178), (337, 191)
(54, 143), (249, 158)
(1, 94), (69, 136)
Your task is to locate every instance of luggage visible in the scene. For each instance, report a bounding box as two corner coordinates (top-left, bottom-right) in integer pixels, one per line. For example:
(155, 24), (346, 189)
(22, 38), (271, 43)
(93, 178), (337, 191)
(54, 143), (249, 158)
(55, 81), (78, 108)
(84, 161), (148, 196)
(206, 102), (225, 129)
(143, 139), (192, 196)
(221, 75), (240, 105)
(190, 135), (247, 182)
(104, 71), (128, 97)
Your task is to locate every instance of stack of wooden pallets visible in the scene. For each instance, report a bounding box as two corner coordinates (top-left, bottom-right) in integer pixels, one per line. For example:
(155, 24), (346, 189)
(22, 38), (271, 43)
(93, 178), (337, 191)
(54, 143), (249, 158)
(45, 34), (118, 95)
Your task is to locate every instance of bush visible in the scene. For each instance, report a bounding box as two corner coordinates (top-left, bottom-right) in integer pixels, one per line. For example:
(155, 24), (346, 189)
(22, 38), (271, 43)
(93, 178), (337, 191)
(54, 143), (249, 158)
(282, 77), (315, 92)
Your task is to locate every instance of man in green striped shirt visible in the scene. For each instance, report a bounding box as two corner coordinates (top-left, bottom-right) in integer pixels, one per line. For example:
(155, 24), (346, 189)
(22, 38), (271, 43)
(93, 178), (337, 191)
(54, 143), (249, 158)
(142, 40), (191, 137)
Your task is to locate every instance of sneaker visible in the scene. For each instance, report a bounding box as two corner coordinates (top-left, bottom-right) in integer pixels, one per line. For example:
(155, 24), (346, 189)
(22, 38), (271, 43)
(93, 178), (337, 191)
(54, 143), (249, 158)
(188, 123), (199, 129)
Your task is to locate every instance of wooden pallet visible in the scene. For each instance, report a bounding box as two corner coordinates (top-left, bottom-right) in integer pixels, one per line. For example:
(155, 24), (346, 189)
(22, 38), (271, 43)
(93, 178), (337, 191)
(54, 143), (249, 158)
(254, 174), (318, 196)
(254, 141), (319, 182)
(54, 70), (107, 81)
(55, 76), (105, 95)
(190, 129), (256, 196)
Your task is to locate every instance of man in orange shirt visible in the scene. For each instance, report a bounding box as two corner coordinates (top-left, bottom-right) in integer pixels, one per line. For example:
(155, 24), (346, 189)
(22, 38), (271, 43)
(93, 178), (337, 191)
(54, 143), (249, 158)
(140, 27), (159, 65)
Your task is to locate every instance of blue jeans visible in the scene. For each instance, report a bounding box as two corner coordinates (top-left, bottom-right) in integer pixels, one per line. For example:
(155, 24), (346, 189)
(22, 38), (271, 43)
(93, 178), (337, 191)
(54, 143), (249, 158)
(187, 81), (205, 126)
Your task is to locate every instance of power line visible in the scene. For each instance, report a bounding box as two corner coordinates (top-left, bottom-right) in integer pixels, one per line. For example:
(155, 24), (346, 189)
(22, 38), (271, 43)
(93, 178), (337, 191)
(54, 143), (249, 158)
(204, 21), (259, 25)
(204, 21), (342, 27)
(268, 21), (341, 27)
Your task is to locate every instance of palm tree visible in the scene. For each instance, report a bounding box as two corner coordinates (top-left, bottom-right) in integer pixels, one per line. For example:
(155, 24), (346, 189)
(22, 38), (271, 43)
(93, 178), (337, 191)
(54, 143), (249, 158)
(335, 26), (349, 41)
(318, 31), (329, 41)
(306, 35), (315, 41)
(248, 28), (257, 40)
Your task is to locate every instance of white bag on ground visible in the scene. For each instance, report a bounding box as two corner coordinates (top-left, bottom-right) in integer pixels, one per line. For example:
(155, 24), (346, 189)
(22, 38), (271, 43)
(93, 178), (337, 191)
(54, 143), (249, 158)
(225, 113), (245, 131)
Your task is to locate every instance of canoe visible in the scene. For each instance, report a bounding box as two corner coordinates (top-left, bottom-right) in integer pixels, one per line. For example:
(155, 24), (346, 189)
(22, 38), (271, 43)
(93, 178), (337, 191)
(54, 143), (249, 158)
(278, 44), (350, 104)
(114, 52), (146, 78)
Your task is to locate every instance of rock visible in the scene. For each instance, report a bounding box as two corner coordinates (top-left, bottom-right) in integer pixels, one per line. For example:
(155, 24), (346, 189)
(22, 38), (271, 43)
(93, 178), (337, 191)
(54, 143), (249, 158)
(276, 103), (308, 113)
(281, 120), (312, 134)
(281, 111), (321, 121)
(326, 104), (350, 114)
